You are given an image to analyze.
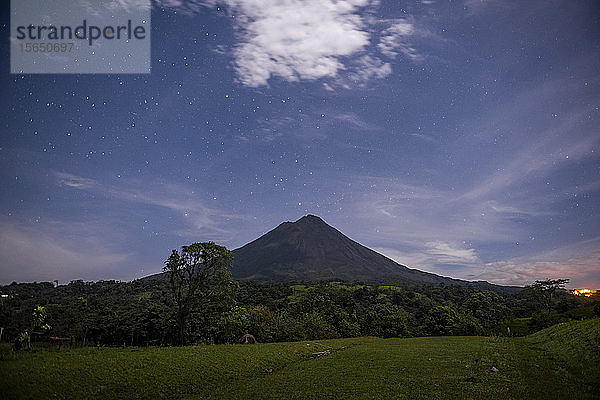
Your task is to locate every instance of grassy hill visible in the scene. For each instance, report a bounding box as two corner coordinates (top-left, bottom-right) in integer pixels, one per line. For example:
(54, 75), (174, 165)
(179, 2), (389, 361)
(525, 317), (600, 394)
(2, 319), (598, 399)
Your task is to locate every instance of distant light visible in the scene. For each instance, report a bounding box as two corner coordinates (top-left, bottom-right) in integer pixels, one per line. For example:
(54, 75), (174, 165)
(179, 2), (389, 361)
(571, 289), (597, 297)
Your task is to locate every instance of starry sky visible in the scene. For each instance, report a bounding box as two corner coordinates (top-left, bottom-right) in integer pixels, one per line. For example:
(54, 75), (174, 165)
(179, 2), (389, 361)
(1, 0), (599, 289)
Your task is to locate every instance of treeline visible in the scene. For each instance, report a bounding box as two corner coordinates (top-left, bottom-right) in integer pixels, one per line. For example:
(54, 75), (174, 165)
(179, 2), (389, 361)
(1, 278), (598, 347)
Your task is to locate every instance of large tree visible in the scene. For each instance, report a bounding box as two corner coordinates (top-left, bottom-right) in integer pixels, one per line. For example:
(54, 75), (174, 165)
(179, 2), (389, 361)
(163, 242), (235, 345)
(526, 278), (570, 313)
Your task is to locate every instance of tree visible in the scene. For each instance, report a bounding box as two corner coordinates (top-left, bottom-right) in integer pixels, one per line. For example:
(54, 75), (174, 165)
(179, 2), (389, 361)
(216, 306), (249, 344)
(18, 305), (51, 350)
(163, 242), (236, 345)
(463, 291), (508, 332)
(247, 305), (277, 342)
(526, 279), (570, 313)
(359, 303), (409, 338)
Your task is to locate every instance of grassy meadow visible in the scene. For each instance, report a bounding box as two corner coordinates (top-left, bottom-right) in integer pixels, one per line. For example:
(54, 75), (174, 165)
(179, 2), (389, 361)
(1, 318), (598, 400)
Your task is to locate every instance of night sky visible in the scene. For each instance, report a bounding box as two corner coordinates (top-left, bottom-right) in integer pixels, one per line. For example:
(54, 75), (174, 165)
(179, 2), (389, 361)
(1, 0), (599, 288)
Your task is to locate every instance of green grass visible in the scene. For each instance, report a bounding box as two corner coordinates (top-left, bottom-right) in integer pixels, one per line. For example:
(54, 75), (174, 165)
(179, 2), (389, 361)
(525, 317), (600, 394)
(2, 319), (598, 399)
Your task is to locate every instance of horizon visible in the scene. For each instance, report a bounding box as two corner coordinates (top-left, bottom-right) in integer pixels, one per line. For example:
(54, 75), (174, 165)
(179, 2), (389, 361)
(1, 0), (599, 289)
(0, 213), (594, 291)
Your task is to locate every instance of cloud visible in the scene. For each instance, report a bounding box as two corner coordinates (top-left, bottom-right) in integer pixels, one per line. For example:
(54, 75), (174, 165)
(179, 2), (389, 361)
(54, 172), (239, 240)
(226, 0), (372, 87)
(376, 241), (482, 278)
(79, 0), (152, 16)
(323, 166), (599, 288)
(340, 55), (392, 87)
(376, 238), (600, 288)
(155, 0), (424, 87)
(378, 20), (421, 60)
(56, 172), (97, 189)
(104, 0), (152, 12)
(424, 241), (480, 264)
(333, 112), (374, 130)
(457, 80), (600, 202)
(344, 175), (519, 245)
(475, 238), (600, 288)
(0, 172), (255, 284)
(0, 216), (133, 284)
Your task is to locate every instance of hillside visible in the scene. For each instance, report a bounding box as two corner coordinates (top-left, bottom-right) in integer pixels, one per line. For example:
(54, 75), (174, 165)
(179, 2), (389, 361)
(525, 318), (600, 392)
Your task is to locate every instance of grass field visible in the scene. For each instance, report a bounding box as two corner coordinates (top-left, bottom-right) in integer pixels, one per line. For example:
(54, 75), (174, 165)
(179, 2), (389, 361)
(1, 319), (598, 399)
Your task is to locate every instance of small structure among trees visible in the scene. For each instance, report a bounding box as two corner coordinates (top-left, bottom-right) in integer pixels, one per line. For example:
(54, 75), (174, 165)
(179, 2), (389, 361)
(238, 333), (257, 344)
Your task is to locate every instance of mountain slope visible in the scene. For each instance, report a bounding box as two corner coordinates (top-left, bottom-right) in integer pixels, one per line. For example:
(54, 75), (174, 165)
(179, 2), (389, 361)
(231, 215), (464, 285)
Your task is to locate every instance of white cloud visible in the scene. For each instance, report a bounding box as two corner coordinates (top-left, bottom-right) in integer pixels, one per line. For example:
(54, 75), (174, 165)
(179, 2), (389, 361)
(79, 0), (152, 16)
(424, 241), (480, 264)
(375, 241), (482, 279)
(341, 55), (392, 87)
(152, 0), (427, 88)
(105, 0), (152, 12)
(226, 0), (372, 87)
(378, 20), (421, 60)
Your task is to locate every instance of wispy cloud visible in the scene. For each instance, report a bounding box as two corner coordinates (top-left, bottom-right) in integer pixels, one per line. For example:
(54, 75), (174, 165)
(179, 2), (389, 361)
(424, 241), (480, 264)
(342, 175), (519, 245)
(326, 162), (599, 287)
(378, 19), (421, 61)
(0, 171), (253, 284)
(332, 112), (375, 130)
(375, 241), (482, 279)
(79, 0), (152, 16)
(457, 79), (600, 202)
(55, 172), (240, 240)
(376, 237), (600, 288)
(475, 238), (600, 288)
(338, 55), (392, 88)
(56, 172), (97, 189)
(0, 216), (133, 284)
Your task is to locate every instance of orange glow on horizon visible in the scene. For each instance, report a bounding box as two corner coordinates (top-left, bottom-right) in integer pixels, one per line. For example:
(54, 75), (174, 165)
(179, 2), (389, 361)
(571, 289), (597, 297)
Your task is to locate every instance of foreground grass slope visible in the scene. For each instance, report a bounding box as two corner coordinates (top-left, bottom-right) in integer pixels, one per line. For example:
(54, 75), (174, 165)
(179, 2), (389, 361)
(2, 319), (598, 399)
(525, 317), (600, 394)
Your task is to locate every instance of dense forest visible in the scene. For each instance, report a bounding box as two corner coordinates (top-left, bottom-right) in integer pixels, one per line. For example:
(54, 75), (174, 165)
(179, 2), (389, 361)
(1, 277), (598, 348)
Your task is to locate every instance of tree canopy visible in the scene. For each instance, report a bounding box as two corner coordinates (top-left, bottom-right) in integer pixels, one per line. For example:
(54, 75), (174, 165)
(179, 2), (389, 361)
(163, 242), (236, 345)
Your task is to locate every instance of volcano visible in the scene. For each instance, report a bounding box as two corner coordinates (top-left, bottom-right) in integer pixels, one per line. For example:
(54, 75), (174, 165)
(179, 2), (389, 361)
(231, 215), (464, 285)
